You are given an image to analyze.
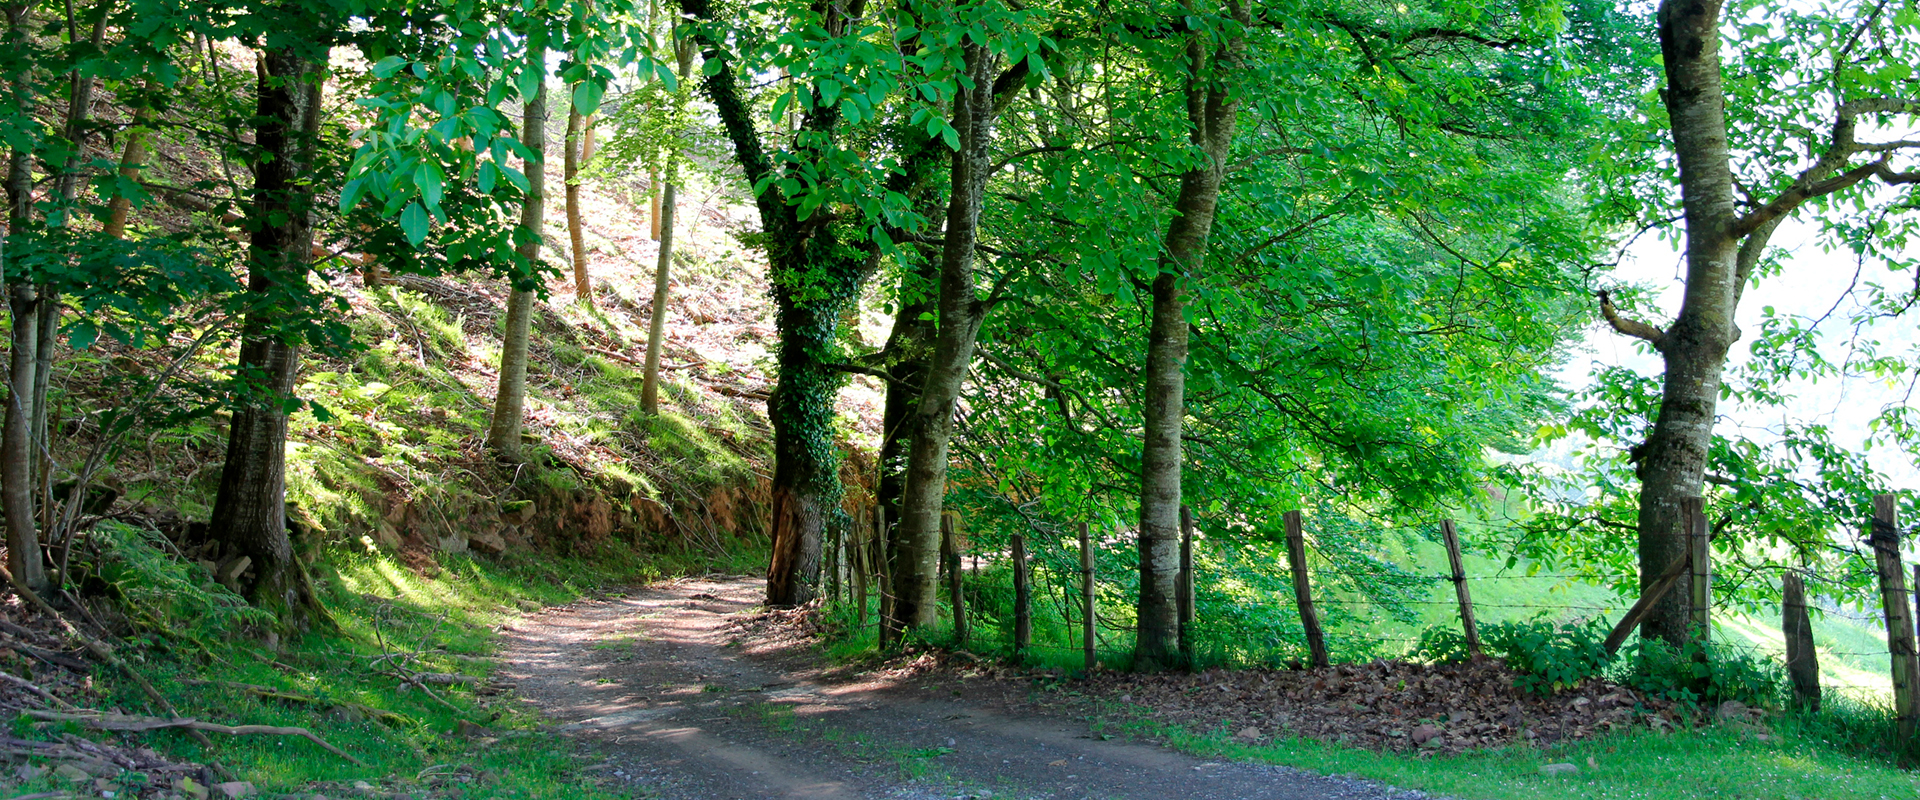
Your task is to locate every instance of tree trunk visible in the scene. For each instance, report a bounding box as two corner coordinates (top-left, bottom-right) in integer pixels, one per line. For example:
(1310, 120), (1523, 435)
(648, 172), (661, 241)
(2, 2), (43, 594)
(1635, 0), (1743, 647)
(889, 45), (998, 634)
(680, 0), (868, 608)
(485, 74), (548, 461)
(564, 97), (591, 305)
(103, 120), (150, 239)
(1133, 0), (1246, 671)
(640, 182), (674, 413)
(3, 285), (42, 594)
(877, 266), (936, 521)
(208, 48), (329, 628)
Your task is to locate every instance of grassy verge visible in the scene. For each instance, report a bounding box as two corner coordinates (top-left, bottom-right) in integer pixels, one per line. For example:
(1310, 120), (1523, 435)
(6, 527), (761, 799)
(1093, 699), (1919, 800)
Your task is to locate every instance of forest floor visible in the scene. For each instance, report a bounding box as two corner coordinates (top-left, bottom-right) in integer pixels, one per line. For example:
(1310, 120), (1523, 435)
(500, 576), (1429, 800)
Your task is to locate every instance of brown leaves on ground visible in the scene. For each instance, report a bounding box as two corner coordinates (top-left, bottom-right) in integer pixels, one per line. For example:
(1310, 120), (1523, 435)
(1080, 657), (1684, 754)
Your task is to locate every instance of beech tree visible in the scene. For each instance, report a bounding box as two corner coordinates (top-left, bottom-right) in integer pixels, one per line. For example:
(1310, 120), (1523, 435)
(206, 8), (342, 627)
(1132, 0), (1247, 670)
(1600, 0), (1919, 645)
(485, 75), (548, 461)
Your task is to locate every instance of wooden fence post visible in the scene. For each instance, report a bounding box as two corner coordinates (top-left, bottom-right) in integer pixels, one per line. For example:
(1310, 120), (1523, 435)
(1782, 571), (1820, 712)
(1686, 497), (1710, 643)
(943, 512), (967, 645)
(1284, 510), (1329, 668)
(1178, 506), (1196, 666)
(853, 515), (869, 631)
(1870, 493), (1919, 753)
(828, 514), (844, 606)
(877, 507), (894, 649)
(1079, 522), (1096, 672)
(1011, 530), (1031, 655)
(1602, 551), (1692, 655)
(1439, 519), (1481, 658)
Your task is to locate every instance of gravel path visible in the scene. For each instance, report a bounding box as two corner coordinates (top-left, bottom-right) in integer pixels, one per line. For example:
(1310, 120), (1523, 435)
(499, 576), (1433, 800)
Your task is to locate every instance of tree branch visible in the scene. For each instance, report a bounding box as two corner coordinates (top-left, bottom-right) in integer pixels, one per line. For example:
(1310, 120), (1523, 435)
(1733, 96), (1920, 237)
(1597, 290), (1667, 350)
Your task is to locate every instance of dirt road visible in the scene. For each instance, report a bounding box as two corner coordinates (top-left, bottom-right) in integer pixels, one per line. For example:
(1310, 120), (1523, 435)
(499, 577), (1430, 800)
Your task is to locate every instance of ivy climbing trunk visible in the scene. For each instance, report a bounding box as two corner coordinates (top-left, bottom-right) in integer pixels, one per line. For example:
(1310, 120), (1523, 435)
(486, 74), (548, 461)
(683, 0), (868, 608)
(1135, 0), (1246, 670)
(890, 44), (999, 635)
(207, 48), (329, 628)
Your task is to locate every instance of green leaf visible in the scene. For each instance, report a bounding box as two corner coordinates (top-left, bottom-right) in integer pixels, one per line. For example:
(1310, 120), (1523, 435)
(371, 56), (408, 77)
(416, 162), (445, 211)
(572, 80), (606, 117)
(400, 201), (429, 246)
(67, 320), (98, 350)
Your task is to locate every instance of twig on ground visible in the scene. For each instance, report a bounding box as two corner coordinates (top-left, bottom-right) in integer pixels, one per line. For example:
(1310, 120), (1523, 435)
(25, 709), (369, 767)
(182, 679), (410, 727)
(0, 669), (76, 709)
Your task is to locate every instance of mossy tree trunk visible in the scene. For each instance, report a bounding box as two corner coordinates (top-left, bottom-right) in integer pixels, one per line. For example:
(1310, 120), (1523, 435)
(683, 0), (870, 607)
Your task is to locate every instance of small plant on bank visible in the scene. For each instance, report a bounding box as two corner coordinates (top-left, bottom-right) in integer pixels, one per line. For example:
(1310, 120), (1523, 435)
(1415, 618), (1611, 696)
(1614, 637), (1784, 707)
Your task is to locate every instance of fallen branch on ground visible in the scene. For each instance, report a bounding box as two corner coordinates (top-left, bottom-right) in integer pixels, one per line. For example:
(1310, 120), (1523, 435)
(183, 679), (409, 727)
(24, 709), (369, 767)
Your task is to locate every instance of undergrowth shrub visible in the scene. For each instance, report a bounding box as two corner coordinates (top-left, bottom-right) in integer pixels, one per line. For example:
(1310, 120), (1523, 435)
(1415, 618), (1610, 695)
(89, 521), (272, 648)
(1615, 637), (1784, 707)
(1417, 616), (1786, 705)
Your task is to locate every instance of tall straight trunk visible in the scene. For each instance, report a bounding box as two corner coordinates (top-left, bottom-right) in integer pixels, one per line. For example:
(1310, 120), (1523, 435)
(640, 182), (674, 412)
(1631, 0), (1743, 646)
(877, 266), (936, 520)
(3, 285), (41, 593)
(564, 97), (591, 305)
(485, 75), (548, 461)
(874, 124), (947, 524)
(889, 45), (999, 633)
(29, 0), (110, 552)
(2, 2), (43, 594)
(683, 0), (869, 608)
(208, 48), (328, 627)
(1134, 0), (1246, 670)
(640, 38), (692, 415)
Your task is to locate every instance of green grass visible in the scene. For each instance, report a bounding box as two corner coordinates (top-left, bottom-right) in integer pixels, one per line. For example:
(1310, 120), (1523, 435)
(7, 527), (753, 798)
(1098, 701), (1920, 800)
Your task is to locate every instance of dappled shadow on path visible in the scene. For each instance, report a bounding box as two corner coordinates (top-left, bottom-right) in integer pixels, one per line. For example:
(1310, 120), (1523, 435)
(499, 576), (1433, 800)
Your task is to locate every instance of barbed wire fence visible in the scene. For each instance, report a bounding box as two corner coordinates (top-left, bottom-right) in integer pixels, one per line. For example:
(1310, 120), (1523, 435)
(817, 497), (1914, 711)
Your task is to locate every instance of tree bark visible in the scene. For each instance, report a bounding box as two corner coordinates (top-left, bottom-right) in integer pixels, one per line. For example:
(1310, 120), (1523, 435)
(485, 75), (548, 461)
(877, 265), (936, 520)
(1134, 0), (1246, 671)
(208, 48), (329, 628)
(680, 0), (868, 608)
(2, 2), (43, 594)
(1634, 0), (1744, 646)
(640, 182), (674, 413)
(564, 96), (591, 305)
(3, 285), (42, 594)
(103, 119), (150, 239)
(889, 45), (999, 634)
